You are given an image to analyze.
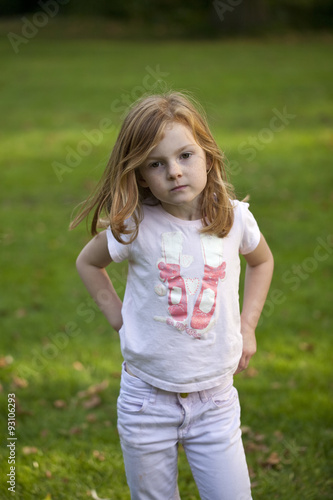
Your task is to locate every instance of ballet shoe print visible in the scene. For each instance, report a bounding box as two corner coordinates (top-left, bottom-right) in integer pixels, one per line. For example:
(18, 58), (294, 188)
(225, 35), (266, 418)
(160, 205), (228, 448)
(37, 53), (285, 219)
(157, 232), (188, 322)
(190, 262), (226, 330)
(190, 234), (226, 331)
(158, 262), (188, 321)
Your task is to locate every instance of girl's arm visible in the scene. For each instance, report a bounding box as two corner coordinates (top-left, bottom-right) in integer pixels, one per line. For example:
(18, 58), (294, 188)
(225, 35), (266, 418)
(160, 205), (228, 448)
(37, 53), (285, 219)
(235, 234), (274, 374)
(76, 231), (123, 333)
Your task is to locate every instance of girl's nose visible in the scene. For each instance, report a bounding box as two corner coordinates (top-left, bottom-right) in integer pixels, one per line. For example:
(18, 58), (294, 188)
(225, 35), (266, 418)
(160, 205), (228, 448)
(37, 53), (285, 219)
(167, 160), (182, 179)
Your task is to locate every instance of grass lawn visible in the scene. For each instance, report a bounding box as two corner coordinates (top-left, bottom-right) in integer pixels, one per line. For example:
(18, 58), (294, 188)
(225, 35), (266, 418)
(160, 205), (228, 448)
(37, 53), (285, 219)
(0, 27), (332, 499)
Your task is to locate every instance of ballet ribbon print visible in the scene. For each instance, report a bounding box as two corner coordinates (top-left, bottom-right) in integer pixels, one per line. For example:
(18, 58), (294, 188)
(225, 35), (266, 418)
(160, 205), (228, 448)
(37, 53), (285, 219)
(154, 232), (226, 337)
(158, 261), (188, 321)
(190, 262), (226, 330)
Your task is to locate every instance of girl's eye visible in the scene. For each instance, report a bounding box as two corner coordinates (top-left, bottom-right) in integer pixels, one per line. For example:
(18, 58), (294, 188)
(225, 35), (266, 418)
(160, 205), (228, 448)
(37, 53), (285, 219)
(180, 152), (192, 160)
(150, 161), (162, 168)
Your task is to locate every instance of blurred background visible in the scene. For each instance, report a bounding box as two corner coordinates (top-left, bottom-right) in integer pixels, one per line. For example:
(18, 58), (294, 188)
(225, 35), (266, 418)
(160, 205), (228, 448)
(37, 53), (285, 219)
(1, 0), (333, 38)
(0, 1), (332, 499)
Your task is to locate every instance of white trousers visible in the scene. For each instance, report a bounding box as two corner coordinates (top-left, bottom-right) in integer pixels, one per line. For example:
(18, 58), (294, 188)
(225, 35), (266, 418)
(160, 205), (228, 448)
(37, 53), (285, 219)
(117, 363), (252, 500)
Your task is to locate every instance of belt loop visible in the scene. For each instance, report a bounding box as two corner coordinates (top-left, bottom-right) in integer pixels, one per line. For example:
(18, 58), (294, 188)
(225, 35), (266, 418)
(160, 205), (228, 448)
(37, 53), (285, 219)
(149, 385), (158, 404)
(199, 389), (208, 403)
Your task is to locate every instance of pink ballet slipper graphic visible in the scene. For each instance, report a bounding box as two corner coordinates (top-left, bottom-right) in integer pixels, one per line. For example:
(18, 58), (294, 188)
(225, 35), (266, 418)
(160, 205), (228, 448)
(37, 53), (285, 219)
(190, 262), (226, 330)
(158, 262), (188, 321)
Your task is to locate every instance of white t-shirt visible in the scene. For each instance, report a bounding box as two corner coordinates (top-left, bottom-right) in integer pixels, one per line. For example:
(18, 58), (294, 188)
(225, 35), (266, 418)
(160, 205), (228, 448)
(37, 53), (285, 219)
(106, 200), (261, 392)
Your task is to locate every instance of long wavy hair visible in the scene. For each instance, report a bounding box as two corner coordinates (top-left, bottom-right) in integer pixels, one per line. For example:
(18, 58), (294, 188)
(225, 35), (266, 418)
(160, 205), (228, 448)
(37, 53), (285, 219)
(70, 91), (235, 243)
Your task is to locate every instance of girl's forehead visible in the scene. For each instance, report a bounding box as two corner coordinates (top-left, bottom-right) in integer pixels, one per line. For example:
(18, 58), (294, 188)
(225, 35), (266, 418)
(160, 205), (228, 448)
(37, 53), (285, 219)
(154, 121), (195, 146)
(146, 123), (201, 161)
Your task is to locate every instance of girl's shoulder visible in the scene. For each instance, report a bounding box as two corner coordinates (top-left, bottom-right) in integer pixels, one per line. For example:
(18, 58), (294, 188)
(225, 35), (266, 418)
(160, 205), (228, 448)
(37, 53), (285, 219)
(231, 198), (251, 216)
(230, 198), (259, 232)
(230, 199), (261, 253)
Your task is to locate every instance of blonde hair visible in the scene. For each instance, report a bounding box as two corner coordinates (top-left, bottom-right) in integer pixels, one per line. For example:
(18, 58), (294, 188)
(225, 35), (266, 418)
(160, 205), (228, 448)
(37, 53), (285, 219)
(70, 91), (235, 243)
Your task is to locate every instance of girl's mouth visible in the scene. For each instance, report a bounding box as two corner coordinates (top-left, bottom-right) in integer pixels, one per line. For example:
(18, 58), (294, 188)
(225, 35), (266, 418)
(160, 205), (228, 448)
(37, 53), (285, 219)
(171, 185), (187, 192)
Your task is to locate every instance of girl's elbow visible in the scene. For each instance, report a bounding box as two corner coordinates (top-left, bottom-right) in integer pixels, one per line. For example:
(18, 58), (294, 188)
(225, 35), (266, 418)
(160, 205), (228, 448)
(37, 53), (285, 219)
(76, 251), (86, 273)
(266, 250), (274, 278)
(268, 248), (274, 269)
(262, 239), (274, 269)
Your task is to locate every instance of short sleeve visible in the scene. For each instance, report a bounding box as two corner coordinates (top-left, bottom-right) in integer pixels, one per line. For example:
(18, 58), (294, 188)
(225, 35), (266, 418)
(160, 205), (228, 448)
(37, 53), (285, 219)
(106, 226), (130, 263)
(238, 202), (261, 255)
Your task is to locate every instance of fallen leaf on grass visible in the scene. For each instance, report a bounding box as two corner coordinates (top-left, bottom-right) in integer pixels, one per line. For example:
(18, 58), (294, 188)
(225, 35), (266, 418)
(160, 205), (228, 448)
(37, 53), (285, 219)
(89, 489), (110, 500)
(245, 442), (269, 453)
(69, 426), (82, 435)
(45, 470), (52, 479)
(86, 413), (98, 423)
(83, 395), (102, 409)
(243, 367), (259, 378)
(22, 446), (39, 455)
(262, 451), (282, 468)
(254, 433), (265, 442)
(93, 450), (105, 461)
(299, 342), (315, 352)
(73, 361), (85, 371)
(77, 380), (109, 399)
(53, 400), (67, 409)
(12, 376), (29, 389)
(0, 355), (14, 368)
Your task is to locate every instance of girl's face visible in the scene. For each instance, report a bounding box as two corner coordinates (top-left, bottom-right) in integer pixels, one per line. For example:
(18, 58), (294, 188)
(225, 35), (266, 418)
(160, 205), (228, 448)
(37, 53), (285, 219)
(138, 122), (209, 220)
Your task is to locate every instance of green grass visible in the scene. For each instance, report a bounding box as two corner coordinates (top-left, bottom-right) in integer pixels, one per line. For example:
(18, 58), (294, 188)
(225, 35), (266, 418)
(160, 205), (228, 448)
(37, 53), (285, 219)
(1, 31), (333, 499)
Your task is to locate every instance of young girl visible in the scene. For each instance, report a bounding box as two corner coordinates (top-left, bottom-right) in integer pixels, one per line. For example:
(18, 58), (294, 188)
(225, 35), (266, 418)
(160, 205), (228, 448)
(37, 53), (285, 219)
(70, 91), (274, 500)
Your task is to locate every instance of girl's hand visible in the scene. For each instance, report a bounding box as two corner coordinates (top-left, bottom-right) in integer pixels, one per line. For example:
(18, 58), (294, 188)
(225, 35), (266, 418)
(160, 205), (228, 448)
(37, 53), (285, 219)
(235, 328), (257, 374)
